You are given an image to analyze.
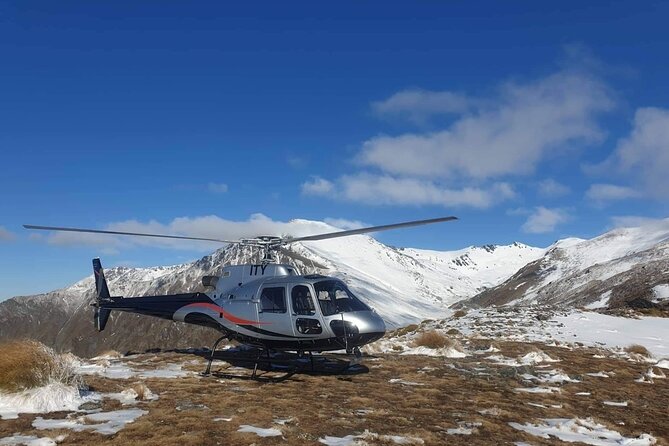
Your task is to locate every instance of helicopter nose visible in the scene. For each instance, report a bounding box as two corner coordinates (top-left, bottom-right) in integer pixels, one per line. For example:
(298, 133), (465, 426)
(351, 310), (386, 345)
(362, 310), (386, 335)
(328, 310), (386, 346)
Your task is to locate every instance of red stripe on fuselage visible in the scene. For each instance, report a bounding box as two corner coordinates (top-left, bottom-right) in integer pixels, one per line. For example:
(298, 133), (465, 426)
(183, 302), (270, 326)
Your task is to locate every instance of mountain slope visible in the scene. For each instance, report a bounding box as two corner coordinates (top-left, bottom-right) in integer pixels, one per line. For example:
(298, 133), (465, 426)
(0, 220), (541, 356)
(460, 219), (669, 310)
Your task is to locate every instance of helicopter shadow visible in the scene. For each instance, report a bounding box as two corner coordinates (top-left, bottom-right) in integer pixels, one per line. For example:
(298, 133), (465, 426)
(186, 347), (370, 382)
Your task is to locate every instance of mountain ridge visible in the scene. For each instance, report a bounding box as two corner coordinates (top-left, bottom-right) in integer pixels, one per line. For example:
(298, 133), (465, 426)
(0, 221), (542, 356)
(458, 219), (669, 311)
(3, 218), (669, 357)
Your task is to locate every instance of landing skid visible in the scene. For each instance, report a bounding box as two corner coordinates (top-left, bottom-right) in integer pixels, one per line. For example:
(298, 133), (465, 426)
(200, 336), (368, 381)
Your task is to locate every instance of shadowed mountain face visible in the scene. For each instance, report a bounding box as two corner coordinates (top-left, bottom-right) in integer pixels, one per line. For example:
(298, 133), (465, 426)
(0, 230), (541, 357)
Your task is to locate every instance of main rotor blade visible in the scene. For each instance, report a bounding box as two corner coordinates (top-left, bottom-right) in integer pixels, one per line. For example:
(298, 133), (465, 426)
(23, 224), (238, 244)
(281, 216), (458, 244)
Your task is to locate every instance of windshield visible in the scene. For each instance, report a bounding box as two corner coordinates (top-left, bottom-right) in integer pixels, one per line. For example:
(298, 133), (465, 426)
(313, 280), (370, 316)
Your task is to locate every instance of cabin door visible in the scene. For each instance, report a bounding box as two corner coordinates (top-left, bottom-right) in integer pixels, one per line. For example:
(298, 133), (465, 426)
(289, 284), (323, 336)
(256, 285), (295, 337)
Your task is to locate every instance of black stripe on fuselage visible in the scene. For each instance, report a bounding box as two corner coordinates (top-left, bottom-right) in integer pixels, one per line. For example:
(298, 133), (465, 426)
(99, 292), (213, 322)
(238, 324), (303, 339)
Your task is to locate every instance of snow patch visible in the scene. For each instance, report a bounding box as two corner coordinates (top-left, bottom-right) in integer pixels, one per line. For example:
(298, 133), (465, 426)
(656, 359), (669, 369)
(652, 284), (669, 302)
(585, 291), (611, 309)
(77, 360), (189, 379)
(105, 385), (157, 405)
(488, 350), (558, 367)
(523, 369), (580, 384)
(318, 430), (424, 445)
(33, 409), (148, 435)
(400, 346), (467, 358)
(0, 383), (96, 420)
(213, 417), (233, 422)
(389, 379), (424, 386)
(0, 435), (66, 446)
(514, 386), (560, 394)
(602, 401), (628, 407)
(586, 372), (610, 378)
(237, 425), (282, 437)
(509, 418), (656, 445)
(446, 422), (481, 435)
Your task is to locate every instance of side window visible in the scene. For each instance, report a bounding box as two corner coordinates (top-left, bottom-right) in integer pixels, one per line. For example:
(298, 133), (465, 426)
(291, 285), (316, 315)
(260, 287), (286, 313)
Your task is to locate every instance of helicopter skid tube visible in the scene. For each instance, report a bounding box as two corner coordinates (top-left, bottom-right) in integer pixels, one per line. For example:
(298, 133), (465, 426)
(202, 347), (361, 381)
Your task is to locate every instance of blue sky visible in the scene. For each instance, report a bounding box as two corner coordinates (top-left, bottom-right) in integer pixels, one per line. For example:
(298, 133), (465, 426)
(2, 1), (669, 300)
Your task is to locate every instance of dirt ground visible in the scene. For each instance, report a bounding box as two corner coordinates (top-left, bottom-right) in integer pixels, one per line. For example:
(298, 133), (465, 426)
(1, 340), (666, 445)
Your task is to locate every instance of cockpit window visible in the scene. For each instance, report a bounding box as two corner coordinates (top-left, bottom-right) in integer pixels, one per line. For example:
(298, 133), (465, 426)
(313, 280), (370, 316)
(291, 285), (316, 315)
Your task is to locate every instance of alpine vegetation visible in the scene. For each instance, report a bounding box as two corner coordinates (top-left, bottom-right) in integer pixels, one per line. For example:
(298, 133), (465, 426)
(0, 340), (83, 392)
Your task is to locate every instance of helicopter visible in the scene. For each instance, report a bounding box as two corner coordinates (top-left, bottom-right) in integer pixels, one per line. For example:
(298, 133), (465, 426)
(24, 216), (457, 376)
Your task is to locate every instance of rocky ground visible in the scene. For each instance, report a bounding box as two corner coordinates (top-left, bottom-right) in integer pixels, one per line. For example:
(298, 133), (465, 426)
(1, 331), (666, 445)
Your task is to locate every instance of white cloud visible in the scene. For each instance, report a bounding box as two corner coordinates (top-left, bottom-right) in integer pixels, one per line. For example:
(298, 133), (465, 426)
(605, 107), (669, 200)
(287, 155), (307, 169)
(506, 207), (531, 216)
(585, 183), (639, 202)
(610, 215), (669, 229)
(323, 218), (369, 230)
(538, 179), (570, 197)
(208, 182), (228, 194)
(360, 69), (613, 180)
(301, 176), (334, 195)
(332, 174), (515, 208)
(38, 214), (348, 252)
(371, 89), (475, 124)
(522, 207), (570, 234)
(0, 226), (16, 241)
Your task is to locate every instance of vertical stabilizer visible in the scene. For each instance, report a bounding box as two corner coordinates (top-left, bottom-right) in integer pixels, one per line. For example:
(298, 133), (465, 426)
(92, 258), (111, 299)
(92, 258), (112, 331)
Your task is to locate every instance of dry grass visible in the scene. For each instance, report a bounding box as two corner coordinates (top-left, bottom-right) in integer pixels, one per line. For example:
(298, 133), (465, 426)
(131, 382), (151, 400)
(414, 330), (453, 349)
(625, 344), (652, 357)
(1, 342), (667, 445)
(96, 349), (123, 359)
(0, 339), (82, 392)
(452, 309), (467, 318)
(392, 324), (419, 337)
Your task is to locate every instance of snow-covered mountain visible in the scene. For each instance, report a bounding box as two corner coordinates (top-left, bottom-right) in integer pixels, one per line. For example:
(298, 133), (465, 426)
(0, 220), (543, 356)
(461, 219), (669, 310)
(291, 226), (543, 324)
(4, 218), (668, 357)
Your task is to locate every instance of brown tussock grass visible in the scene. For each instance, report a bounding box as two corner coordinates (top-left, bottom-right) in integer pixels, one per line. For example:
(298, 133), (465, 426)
(130, 382), (151, 400)
(452, 309), (467, 318)
(96, 349), (123, 359)
(0, 339), (82, 392)
(413, 330), (458, 349)
(392, 324), (419, 337)
(624, 344), (652, 357)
